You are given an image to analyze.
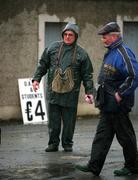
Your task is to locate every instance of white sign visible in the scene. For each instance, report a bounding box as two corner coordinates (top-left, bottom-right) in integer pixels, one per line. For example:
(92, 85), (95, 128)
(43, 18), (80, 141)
(18, 78), (48, 124)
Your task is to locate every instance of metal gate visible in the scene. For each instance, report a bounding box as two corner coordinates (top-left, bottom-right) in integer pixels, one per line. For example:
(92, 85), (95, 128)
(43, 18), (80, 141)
(123, 22), (138, 115)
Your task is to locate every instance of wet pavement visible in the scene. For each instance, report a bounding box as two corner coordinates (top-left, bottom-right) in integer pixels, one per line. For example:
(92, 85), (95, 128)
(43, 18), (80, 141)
(0, 116), (138, 180)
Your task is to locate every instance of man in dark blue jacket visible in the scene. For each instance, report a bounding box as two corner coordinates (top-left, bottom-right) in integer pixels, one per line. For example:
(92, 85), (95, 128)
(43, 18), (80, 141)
(76, 22), (138, 176)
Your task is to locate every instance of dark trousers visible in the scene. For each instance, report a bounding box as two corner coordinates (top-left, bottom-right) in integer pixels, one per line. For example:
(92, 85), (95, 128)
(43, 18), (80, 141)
(88, 111), (137, 175)
(0, 128), (1, 144)
(47, 103), (77, 148)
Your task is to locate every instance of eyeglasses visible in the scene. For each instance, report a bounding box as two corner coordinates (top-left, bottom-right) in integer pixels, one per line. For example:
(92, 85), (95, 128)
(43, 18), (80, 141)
(63, 33), (74, 37)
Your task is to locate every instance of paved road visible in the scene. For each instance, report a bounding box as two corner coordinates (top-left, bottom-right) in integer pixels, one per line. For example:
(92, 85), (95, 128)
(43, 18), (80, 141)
(0, 117), (138, 179)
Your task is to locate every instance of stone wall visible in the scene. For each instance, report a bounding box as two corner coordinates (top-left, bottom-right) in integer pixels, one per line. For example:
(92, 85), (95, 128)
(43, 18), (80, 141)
(0, 0), (138, 120)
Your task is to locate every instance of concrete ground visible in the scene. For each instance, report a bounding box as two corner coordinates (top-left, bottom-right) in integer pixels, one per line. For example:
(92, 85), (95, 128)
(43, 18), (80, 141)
(0, 116), (138, 180)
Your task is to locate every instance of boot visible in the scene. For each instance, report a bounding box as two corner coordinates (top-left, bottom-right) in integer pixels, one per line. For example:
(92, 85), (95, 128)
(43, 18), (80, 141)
(45, 144), (58, 152)
(75, 164), (92, 172)
(114, 167), (131, 176)
(75, 164), (99, 176)
(64, 146), (73, 152)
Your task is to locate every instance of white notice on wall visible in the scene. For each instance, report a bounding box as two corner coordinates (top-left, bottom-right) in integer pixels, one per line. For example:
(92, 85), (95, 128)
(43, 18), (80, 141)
(18, 78), (48, 124)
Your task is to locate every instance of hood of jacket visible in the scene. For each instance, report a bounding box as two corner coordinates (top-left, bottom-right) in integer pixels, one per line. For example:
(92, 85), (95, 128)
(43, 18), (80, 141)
(62, 23), (79, 40)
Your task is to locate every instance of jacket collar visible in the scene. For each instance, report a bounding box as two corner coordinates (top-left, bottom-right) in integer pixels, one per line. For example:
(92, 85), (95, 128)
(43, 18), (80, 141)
(108, 37), (123, 50)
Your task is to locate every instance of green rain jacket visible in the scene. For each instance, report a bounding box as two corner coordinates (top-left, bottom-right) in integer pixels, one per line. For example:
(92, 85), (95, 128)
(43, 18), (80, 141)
(32, 41), (93, 107)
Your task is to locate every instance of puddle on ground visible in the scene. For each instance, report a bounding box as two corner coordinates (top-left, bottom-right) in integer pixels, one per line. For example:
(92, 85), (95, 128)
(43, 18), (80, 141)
(46, 162), (75, 178)
(0, 163), (75, 179)
(1, 165), (138, 180)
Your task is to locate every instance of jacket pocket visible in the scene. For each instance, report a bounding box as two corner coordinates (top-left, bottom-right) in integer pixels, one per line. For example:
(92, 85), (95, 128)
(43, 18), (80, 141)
(104, 93), (120, 112)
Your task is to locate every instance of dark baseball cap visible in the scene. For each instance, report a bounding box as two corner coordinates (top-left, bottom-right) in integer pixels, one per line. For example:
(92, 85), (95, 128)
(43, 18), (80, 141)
(98, 22), (120, 35)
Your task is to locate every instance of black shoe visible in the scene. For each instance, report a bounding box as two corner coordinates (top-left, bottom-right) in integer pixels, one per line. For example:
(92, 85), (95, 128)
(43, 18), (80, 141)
(64, 147), (73, 152)
(45, 145), (58, 152)
(75, 164), (92, 173)
(114, 167), (132, 176)
(75, 164), (99, 176)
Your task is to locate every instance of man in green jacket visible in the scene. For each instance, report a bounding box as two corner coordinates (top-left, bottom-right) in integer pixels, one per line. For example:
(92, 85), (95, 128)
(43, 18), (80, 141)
(32, 22), (94, 152)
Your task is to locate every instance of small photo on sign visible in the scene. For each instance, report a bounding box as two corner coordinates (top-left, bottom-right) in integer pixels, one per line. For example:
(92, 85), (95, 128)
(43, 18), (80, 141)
(18, 78), (48, 124)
